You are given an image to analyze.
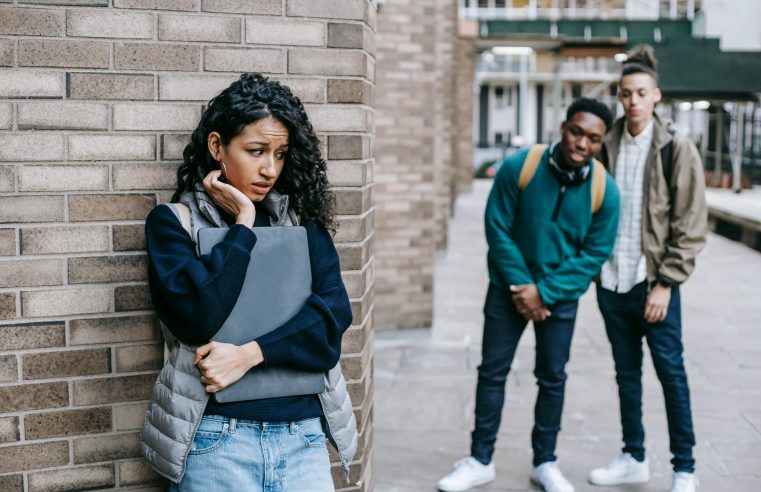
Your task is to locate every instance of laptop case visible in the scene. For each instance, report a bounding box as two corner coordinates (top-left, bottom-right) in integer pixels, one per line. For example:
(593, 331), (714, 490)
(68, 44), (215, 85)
(197, 226), (325, 402)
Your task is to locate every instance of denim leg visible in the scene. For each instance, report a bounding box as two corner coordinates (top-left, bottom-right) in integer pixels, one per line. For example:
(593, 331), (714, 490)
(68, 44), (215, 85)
(172, 416), (264, 492)
(279, 418), (334, 491)
(597, 283), (647, 462)
(643, 287), (696, 473)
(531, 300), (577, 467)
(471, 283), (527, 465)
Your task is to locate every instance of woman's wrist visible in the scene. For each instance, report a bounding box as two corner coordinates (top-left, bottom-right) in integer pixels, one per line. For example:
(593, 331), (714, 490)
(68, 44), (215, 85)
(239, 341), (264, 368)
(235, 207), (255, 227)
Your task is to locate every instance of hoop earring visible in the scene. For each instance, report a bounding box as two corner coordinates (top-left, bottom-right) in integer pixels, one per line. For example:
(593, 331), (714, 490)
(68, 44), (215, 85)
(220, 161), (228, 179)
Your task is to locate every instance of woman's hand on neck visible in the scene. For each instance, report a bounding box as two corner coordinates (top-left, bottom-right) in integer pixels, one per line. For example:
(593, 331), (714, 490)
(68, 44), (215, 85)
(202, 170), (256, 227)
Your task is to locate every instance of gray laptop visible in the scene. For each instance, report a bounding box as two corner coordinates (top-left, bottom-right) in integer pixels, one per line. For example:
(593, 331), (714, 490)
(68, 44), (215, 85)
(198, 226), (325, 403)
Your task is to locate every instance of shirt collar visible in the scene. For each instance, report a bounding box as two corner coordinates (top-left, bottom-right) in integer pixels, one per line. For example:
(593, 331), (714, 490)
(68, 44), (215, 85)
(623, 119), (654, 148)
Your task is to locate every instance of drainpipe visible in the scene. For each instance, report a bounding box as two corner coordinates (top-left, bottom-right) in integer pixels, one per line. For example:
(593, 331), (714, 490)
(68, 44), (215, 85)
(732, 104), (745, 193)
(713, 109), (723, 187)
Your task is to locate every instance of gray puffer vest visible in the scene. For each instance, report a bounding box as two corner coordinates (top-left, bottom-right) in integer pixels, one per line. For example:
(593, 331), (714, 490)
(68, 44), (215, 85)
(139, 185), (358, 484)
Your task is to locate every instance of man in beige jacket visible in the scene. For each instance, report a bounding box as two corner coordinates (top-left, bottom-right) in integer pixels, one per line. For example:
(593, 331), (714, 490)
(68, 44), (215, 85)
(588, 45), (707, 492)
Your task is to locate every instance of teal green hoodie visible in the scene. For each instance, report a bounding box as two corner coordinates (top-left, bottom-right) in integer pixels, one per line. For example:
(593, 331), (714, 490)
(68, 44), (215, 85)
(485, 145), (620, 305)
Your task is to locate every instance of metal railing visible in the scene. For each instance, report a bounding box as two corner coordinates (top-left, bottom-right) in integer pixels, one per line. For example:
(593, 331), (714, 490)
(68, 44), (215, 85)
(459, 0), (699, 20)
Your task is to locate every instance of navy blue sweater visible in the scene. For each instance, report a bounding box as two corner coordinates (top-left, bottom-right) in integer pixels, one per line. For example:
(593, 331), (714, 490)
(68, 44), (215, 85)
(145, 203), (353, 422)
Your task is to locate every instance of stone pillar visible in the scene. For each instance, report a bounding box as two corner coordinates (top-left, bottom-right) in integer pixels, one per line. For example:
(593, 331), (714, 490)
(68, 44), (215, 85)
(0, 1), (375, 490)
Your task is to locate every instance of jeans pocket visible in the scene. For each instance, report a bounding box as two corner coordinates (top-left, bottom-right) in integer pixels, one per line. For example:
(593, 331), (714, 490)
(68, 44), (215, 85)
(189, 423), (230, 455)
(296, 419), (326, 449)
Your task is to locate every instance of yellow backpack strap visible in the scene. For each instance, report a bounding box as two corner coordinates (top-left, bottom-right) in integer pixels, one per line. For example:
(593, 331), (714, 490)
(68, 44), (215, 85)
(518, 144), (548, 190)
(591, 159), (607, 214)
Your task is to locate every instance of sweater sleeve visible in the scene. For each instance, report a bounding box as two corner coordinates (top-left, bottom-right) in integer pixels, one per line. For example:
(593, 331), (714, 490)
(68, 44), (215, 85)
(145, 205), (257, 345)
(255, 222), (353, 373)
(536, 174), (621, 305)
(484, 150), (535, 287)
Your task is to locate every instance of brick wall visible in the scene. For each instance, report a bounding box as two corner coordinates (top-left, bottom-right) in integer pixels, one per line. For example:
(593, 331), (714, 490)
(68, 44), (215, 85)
(373, 0), (459, 330)
(454, 23), (476, 195)
(433, 0), (457, 251)
(0, 1), (375, 491)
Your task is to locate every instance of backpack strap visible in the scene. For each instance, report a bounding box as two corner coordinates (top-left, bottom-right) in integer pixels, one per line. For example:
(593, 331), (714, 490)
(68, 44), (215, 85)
(591, 159), (607, 214)
(660, 127), (676, 185)
(518, 144), (548, 190)
(163, 203), (192, 237)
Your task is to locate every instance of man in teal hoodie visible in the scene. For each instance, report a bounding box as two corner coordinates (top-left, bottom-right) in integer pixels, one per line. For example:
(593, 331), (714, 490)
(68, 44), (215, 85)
(438, 98), (620, 492)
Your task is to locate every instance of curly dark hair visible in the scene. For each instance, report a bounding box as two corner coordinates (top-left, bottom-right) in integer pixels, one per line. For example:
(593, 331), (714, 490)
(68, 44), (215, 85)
(172, 72), (335, 231)
(566, 97), (614, 132)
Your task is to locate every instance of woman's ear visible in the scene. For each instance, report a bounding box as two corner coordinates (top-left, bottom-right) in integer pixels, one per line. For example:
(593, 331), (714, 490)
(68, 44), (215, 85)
(207, 132), (222, 161)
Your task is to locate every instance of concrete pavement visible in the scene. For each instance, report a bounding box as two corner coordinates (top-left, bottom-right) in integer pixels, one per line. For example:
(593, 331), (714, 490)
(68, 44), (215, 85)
(373, 180), (761, 492)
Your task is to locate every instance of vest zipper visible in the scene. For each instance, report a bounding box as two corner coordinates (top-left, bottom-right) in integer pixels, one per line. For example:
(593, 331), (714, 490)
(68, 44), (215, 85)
(551, 185), (566, 222)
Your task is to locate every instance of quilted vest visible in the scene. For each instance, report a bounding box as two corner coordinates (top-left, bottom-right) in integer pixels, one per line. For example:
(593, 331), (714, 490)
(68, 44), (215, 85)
(139, 184), (358, 484)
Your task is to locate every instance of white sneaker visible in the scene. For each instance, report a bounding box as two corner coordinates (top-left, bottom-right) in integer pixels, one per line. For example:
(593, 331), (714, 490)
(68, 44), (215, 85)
(588, 452), (650, 486)
(671, 472), (699, 492)
(530, 462), (575, 492)
(437, 457), (496, 492)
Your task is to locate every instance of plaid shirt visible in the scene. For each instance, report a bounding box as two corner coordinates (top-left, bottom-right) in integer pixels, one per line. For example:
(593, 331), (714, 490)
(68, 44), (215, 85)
(600, 120), (654, 293)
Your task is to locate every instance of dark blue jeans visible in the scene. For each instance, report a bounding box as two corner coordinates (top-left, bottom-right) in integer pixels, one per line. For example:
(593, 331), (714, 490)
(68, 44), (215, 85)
(471, 283), (578, 467)
(596, 282), (696, 473)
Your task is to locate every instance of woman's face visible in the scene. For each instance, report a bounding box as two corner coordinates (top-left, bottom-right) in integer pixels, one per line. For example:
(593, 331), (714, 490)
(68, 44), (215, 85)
(208, 117), (289, 202)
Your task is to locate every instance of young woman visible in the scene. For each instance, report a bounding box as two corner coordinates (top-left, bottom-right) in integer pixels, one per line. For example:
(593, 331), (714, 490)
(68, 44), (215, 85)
(140, 73), (357, 491)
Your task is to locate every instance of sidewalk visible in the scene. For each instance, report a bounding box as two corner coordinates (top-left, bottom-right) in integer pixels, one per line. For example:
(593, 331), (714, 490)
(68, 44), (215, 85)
(374, 180), (761, 491)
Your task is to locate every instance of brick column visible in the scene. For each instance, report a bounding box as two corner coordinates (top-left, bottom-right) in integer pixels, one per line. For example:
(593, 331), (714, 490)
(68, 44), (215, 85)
(373, 0), (459, 330)
(454, 22), (477, 195)
(0, 1), (375, 490)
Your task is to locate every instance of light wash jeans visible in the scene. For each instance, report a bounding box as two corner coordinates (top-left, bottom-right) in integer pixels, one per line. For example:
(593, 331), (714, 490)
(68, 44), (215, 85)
(170, 414), (334, 492)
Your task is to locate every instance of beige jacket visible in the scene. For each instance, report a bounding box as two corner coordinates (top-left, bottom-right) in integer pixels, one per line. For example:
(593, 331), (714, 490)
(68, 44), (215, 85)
(602, 115), (707, 285)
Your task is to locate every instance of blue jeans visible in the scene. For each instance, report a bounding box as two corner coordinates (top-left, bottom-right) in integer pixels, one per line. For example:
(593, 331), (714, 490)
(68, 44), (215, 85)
(471, 283), (578, 467)
(170, 415), (334, 492)
(597, 282), (696, 473)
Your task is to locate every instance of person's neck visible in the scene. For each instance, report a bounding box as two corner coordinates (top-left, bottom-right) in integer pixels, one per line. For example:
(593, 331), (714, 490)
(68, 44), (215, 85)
(626, 116), (653, 137)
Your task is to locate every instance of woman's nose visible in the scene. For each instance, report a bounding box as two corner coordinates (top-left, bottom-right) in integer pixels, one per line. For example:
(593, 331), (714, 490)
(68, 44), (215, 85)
(261, 155), (277, 176)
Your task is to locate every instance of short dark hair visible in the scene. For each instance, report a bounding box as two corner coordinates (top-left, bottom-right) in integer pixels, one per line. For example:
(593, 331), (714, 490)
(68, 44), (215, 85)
(621, 44), (658, 82)
(566, 97), (614, 132)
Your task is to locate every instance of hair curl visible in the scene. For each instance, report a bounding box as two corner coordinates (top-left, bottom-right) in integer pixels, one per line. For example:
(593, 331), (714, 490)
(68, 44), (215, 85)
(172, 72), (336, 232)
(566, 97), (614, 132)
(621, 44), (659, 81)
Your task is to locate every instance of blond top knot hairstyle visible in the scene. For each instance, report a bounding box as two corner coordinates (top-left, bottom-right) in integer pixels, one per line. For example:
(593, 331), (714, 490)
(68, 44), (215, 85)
(621, 44), (659, 81)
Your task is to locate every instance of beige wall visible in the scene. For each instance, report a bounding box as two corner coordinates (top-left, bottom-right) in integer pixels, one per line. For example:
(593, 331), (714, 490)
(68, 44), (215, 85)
(0, 1), (375, 490)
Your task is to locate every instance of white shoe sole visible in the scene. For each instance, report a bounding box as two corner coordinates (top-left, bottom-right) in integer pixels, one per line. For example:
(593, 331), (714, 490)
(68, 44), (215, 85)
(588, 474), (650, 486)
(437, 476), (494, 492)
(530, 476), (574, 492)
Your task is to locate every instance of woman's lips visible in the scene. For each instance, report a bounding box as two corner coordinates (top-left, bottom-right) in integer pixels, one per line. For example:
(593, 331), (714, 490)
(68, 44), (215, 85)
(250, 183), (272, 194)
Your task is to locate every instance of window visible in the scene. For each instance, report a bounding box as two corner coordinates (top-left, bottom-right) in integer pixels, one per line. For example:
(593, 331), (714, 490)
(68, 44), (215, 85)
(495, 86), (506, 109)
(495, 132), (504, 145)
